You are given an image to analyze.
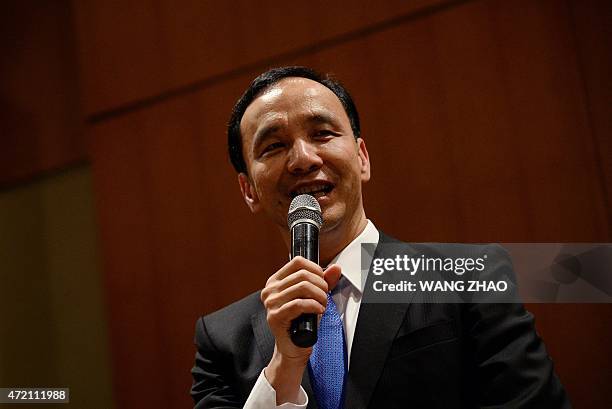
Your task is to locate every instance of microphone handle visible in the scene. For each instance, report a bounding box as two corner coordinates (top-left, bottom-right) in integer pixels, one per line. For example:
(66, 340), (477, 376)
(290, 222), (319, 347)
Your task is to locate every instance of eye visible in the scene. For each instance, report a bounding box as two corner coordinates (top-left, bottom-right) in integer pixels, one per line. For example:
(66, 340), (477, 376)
(261, 142), (284, 155)
(314, 129), (336, 138)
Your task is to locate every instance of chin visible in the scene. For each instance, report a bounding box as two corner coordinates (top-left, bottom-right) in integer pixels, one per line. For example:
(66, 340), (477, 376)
(320, 212), (344, 234)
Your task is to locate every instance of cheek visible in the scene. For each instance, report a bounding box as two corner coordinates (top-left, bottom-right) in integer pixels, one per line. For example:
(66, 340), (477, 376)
(249, 163), (276, 190)
(251, 174), (286, 210)
(325, 144), (360, 171)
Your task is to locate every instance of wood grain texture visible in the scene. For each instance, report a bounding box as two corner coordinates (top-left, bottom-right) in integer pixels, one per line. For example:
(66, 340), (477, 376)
(569, 0), (612, 232)
(527, 303), (612, 408)
(0, 1), (86, 187)
(73, 0), (457, 115)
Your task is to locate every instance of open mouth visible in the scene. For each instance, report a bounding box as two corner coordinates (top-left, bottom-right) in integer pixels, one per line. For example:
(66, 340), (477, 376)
(290, 183), (334, 199)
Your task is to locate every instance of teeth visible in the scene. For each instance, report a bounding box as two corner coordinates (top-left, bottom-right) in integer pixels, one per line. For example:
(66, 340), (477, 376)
(296, 184), (328, 195)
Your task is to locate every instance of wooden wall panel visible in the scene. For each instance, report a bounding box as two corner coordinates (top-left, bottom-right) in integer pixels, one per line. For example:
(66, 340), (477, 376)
(73, 0), (457, 115)
(527, 303), (612, 408)
(570, 0), (612, 229)
(0, 0), (86, 187)
(86, 0), (611, 408)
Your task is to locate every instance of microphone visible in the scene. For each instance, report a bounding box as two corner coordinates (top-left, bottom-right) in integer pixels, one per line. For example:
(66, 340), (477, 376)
(287, 194), (323, 348)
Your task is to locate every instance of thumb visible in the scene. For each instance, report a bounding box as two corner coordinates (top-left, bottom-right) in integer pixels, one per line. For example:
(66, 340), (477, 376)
(323, 264), (342, 291)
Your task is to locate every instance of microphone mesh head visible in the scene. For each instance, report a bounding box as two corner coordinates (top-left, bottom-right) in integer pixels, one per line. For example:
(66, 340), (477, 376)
(287, 194), (322, 230)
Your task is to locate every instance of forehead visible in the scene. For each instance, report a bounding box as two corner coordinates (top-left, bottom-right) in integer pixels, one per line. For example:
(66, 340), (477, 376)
(240, 77), (348, 138)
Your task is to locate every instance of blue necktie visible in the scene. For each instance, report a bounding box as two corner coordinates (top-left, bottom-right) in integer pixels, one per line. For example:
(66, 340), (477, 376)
(308, 290), (347, 409)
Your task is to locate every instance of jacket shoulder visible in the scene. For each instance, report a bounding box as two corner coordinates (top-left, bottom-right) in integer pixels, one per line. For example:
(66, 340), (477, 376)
(199, 291), (263, 343)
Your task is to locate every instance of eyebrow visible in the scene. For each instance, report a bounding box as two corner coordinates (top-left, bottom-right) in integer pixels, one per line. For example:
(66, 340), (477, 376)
(252, 112), (340, 151)
(307, 112), (339, 127)
(252, 124), (282, 152)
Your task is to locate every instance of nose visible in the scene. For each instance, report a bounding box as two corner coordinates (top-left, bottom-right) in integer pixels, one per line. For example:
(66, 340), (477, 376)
(287, 139), (323, 174)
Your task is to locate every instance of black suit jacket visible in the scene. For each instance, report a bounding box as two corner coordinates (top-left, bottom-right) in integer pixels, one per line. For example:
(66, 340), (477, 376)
(191, 233), (571, 408)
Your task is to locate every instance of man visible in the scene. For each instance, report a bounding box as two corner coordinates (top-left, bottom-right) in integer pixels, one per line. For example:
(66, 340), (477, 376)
(191, 66), (570, 408)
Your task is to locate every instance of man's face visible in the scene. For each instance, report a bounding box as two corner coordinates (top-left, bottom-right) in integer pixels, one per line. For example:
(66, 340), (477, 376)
(238, 77), (371, 236)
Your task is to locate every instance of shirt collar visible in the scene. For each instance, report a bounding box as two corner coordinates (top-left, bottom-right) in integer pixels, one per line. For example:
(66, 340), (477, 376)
(329, 219), (380, 294)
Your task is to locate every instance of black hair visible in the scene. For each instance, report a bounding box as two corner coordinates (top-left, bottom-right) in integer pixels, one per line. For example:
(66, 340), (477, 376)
(227, 66), (361, 174)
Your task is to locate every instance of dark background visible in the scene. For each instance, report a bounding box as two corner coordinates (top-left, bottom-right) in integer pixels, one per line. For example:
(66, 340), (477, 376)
(1, 0), (610, 408)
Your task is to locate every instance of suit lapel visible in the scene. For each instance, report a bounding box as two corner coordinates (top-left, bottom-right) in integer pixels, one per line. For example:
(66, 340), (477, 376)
(344, 233), (417, 408)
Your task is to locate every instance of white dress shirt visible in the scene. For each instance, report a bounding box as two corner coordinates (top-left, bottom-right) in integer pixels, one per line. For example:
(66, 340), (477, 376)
(244, 220), (380, 408)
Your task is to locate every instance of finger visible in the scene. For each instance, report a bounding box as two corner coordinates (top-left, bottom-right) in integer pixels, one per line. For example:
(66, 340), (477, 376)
(276, 269), (329, 293)
(269, 256), (324, 284)
(264, 280), (328, 311)
(262, 266), (328, 303)
(268, 298), (326, 327)
(324, 264), (342, 291)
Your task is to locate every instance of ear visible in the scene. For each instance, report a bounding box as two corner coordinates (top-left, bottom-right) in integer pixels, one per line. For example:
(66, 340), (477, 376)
(356, 138), (371, 183)
(238, 173), (261, 213)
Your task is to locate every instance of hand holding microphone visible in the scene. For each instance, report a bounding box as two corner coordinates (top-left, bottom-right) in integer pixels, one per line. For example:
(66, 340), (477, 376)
(287, 194), (323, 347)
(260, 194), (341, 402)
(260, 194), (341, 354)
